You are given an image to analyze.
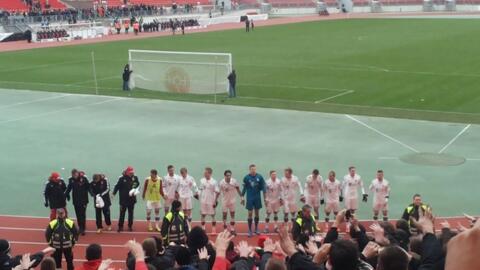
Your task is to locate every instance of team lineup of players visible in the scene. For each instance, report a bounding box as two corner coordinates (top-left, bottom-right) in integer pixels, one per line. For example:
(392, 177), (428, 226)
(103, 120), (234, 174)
(138, 164), (390, 236)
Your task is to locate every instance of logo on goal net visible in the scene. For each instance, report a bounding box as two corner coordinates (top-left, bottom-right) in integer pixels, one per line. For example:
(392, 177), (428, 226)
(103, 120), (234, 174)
(165, 67), (191, 93)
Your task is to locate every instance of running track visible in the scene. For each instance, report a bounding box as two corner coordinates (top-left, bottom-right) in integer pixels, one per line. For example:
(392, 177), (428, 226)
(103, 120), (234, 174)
(0, 215), (470, 269)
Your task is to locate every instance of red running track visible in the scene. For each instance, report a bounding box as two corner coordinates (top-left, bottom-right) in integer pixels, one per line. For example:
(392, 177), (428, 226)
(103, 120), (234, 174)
(0, 215), (470, 269)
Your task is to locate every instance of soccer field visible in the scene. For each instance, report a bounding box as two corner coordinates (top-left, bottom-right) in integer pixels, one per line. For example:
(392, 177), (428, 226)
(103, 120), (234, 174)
(0, 19), (480, 123)
(0, 89), (478, 221)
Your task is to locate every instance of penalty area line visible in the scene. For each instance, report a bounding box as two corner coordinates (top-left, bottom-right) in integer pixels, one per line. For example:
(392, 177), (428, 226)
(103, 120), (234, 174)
(315, 90), (354, 103)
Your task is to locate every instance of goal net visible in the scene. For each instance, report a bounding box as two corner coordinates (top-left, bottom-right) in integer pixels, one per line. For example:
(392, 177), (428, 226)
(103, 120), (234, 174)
(128, 50), (232, 94)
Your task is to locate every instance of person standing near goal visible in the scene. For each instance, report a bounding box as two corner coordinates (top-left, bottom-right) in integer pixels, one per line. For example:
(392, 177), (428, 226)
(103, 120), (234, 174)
(219, 170), (241, 235)
(178, 167), (198, 224)
(142, 169), (164, 232)
(304, 169), (323, 221)
(163, 165), (180, 214)
(241, 164), (266, 237)
(198, 167), (220, 234)
(369, 170), (390, 221)
(323, 170), (342, 230)
(264, 170), (283, 233)
(281, 167), (305, 225)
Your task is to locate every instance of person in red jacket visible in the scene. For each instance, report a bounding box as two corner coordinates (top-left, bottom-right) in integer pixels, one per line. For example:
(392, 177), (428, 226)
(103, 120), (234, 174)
(76, 244), (103, 270)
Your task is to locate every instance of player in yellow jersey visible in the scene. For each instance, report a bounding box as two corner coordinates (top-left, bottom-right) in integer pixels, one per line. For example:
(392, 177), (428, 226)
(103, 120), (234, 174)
(142, 169), (165, 231)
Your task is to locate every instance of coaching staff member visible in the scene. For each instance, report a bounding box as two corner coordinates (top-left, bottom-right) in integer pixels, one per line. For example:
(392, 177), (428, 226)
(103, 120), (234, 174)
(113, 166), (140, 232)
(65, 169), (89, 235)
(44, 172), (68, 221)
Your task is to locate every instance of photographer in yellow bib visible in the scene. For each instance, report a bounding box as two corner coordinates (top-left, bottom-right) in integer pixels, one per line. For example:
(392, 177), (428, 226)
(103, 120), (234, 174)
(142, 169), (165, 232)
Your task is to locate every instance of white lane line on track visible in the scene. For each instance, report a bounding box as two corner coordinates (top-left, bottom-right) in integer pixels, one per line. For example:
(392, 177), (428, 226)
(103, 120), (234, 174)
(0, 94), (72, 109)
(438, 124), (471, 154)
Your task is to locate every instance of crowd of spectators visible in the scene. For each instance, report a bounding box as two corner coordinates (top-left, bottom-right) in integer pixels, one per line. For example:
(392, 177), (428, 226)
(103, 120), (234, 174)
(0, 206), (478, 270)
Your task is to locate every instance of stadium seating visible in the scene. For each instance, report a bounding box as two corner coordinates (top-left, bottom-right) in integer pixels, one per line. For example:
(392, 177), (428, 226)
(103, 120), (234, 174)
(266, 0), (316, 7)
(105, 0), (210, 6)
(0, 0), (29, 12)
(39, 0), (68, 9)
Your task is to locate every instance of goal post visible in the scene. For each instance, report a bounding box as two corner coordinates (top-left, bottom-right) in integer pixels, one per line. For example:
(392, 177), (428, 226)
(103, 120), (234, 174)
(128, 50), (232, 95)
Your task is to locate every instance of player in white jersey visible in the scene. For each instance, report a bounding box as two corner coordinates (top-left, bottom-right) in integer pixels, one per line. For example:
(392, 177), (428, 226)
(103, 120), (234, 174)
(342, 166), (367, 213)
(369, 170), (390, 221)
(281, 167), (305, 224)
(163, 165), (180, 214)
(178, 167), (198, 224)
(264, 170), (283, 233)
(304, 169), (323, 220)
(198, 167), (220, 234)
(323, 171), (342, 229)
(219, 170), (241, 235)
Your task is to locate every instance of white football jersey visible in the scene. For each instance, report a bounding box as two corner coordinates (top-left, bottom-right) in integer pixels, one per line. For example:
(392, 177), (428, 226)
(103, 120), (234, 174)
(343, 173), (364, 199)
(281, 175), (303, 201)
(163, 174), (180, 199)
(178, 174), (197, 199)
(266, 178), (283, 202)
(323, 179), (342, 203)
(305, 174), (323, 198)
(369, 178), (390, 204)
(219, 178), (239, 204)
(199, 178), (220, 204)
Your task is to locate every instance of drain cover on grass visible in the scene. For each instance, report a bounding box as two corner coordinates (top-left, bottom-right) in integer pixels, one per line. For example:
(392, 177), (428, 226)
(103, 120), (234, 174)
(399, 152), (466, 167)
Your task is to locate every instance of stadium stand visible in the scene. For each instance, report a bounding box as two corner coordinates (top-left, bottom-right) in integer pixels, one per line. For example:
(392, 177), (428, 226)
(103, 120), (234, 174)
(266, 0), (316, 7)
(38, 0), (68, 9)
(0, 0), (29, 12)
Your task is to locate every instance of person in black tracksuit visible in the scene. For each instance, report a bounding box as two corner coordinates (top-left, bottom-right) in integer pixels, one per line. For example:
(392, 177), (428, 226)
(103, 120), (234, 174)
(44, 172), (68, 221)
(113, 166), (139, 232)
(65, 169), (89, 235)
(89, 174), (112, 232)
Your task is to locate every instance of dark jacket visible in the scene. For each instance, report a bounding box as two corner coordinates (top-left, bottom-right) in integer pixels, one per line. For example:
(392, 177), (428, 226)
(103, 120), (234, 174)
(43, 179), (67, 209)
(231, 257), (255, 270)
(113, 174), (140, 206)
(0, 252), (44, 270)
(127, 246), (176, 270)
(402, 204), (429, 225)
(292, 212), (317, 244)
(90, 178), (111, 208)
(227, 72), (236, 87)
(45, 218), (78, 249)
(417, 233), (443, 270)
(123, 68), (133, 81)
(66, 176), (90, 206)
(287, 251), (322, 270)
(161, 211), (189, 245)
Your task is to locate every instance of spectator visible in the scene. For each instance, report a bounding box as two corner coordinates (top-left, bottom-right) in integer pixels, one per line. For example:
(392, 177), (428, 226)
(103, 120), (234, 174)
(0, 240), (53, 270)
(76, 244), (102, 270)
(39, 257), (56, 270)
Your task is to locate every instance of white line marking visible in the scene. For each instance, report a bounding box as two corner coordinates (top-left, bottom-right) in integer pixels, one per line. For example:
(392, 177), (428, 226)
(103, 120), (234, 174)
(0, 60), (92, 73)
(239, 83), (353, 92)
(0, 94), (71, 109)
(438, 124), (471, 153)
(9, 241), (126, 248)
(315, 90), (354, 103)
(0, 98), (120, 125)
(378, 157), (398, 160)
(0, 226), (154, 235)
(345, 114), (420, 153)
(467, 158), (480, 161)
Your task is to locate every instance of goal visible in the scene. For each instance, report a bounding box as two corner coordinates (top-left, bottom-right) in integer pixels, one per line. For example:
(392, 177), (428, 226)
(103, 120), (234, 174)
(128, 50), (232, 95)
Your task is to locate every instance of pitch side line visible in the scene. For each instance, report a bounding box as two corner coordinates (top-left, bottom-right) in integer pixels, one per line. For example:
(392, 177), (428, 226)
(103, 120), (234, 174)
(438, 124), (471, 153)
(0, 94), (71, 109)
(345, 114), (420, 153)
(315, 90), (354, 103)
(239, 83), (353, 92)
(0, 98), (120, 125)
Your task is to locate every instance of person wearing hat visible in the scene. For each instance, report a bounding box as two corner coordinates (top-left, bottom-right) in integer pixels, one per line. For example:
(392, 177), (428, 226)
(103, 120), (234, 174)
(90, 174), (112, 233)
(161, 200), (189, 245)
(65, 169), (90, 235)
(43, 172), (68, 221)
(113, 166), (140, 232)
(45, 208), (78, 270)
(0, 239), (53, 270)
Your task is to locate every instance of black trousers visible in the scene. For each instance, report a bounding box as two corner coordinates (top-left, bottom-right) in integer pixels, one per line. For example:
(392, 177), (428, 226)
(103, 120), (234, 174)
(118, 204), (134, 229)
(95, 206), (112, 229)
(52, 248), (74, 270)
(74, 204), (87, 233)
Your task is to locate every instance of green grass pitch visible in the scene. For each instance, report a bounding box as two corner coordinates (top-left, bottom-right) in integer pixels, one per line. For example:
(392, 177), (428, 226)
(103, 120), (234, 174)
(0, 18), (479, 123)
